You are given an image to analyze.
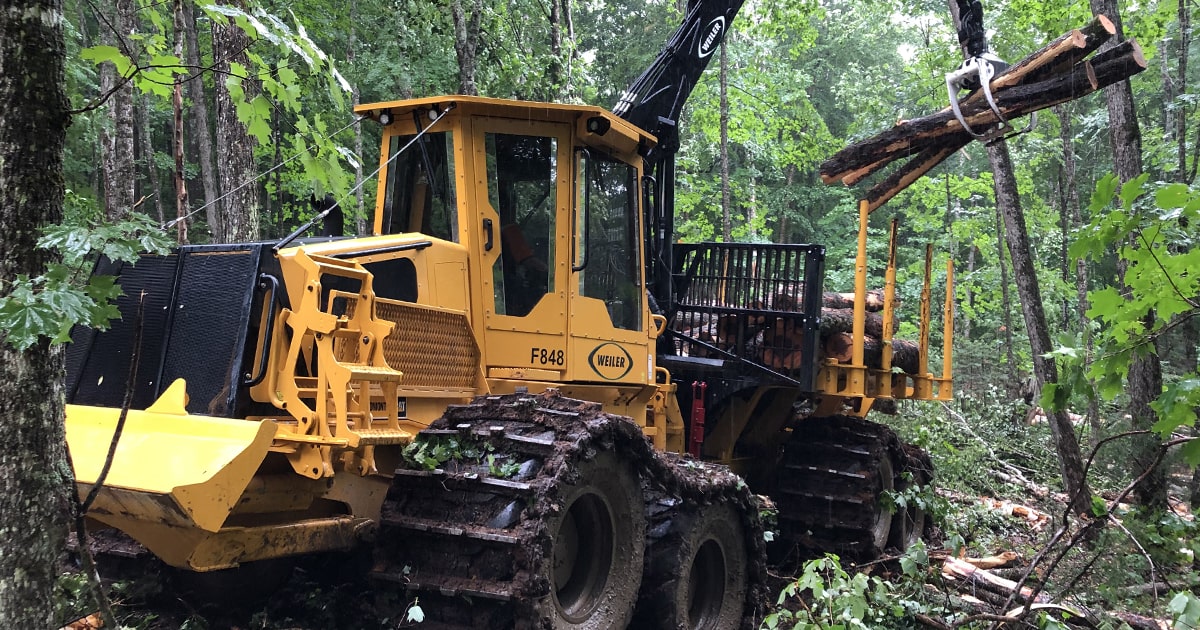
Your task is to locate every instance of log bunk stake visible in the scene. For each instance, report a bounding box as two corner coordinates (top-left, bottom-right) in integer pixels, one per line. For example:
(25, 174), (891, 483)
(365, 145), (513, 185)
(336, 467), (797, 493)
(819, 15), (1146, 210)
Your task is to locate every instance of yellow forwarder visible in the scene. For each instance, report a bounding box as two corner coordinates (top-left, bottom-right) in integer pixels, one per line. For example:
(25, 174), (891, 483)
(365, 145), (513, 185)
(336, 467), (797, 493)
(64, 2), (952, 628)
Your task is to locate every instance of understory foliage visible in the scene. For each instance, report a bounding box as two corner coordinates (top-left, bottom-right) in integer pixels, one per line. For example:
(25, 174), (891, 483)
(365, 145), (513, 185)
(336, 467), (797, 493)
(758, 391), (1200, 628)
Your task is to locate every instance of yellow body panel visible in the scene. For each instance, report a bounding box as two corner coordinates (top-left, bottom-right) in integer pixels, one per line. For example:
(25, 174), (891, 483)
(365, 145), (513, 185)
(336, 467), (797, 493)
(67, 388), (275, 533)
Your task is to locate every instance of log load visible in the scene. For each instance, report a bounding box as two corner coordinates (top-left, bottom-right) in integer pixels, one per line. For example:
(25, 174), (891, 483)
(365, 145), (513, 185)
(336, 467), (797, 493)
(819, 308), (898, 339)
(822, 332), (921, 375)
(821, 289), (889, 311)
(819, 15), (1147, 211)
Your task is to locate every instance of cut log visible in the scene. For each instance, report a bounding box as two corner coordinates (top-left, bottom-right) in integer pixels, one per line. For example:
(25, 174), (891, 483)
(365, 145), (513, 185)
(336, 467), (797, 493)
(960, 551), (1019, 570)
(821, 42), (1144, 185)
(1021, 15), (1117, 84)
(820, 289), (889, 311)
(1111, 612), (1166, 630)
(864, 140), (970, 211)
(819, 16), (1117, 184)
(822, 333), (920, 374)
(942, 557), (1049, 604)
(819, 308), (896, 338)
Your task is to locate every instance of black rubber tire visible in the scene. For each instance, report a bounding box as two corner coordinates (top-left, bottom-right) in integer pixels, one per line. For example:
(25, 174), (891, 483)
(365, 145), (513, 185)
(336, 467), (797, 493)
(775, 416), (905, 562)
(872, 453), (897, 553)
(534, 450), (645, 629)
(636, 501), (748, 630)
(889, 446), (932, 550)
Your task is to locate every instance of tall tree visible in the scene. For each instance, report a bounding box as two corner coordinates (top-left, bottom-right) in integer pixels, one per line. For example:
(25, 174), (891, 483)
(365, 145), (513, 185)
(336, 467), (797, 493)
(451, 0), (482, 96)
(947, 0), (1093, 515)
(719, 39), (731, 242)
(212, 2), (260, 243)
(98, 0), (136, 220)
(182, 0), (220, 236)
(992, 142), (1093, 515)
(1089, 0), (1166, 510)
(0, 0), (73, 625)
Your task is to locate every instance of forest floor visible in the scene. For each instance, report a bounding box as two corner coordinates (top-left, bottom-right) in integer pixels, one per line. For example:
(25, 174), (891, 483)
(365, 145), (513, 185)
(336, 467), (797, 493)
(54, 395), (1196, 629)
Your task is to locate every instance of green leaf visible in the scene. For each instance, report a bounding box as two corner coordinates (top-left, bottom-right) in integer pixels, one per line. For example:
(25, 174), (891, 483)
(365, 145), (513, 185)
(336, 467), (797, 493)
(1155, 183), (1191, 209)
(1119, 173), (1150, 209)
(1180, 440), (1200, 467)
(1089, 173), (1120, 213)
(80, 45), (132, 77)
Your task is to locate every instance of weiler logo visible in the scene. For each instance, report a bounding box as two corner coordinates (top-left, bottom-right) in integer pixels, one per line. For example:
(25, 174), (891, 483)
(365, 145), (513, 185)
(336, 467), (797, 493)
(697, 16), (725, 59)
(588, 343), (634, 381)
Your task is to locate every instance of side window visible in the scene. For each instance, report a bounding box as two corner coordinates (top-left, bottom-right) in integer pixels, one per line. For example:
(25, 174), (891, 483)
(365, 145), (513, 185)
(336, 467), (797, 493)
(485, 133), (557, 317)
(381, 131), (457, 241)
(576, 151), (642, 332)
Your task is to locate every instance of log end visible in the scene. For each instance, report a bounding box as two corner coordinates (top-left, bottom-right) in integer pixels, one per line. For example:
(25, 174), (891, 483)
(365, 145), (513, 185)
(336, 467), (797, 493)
(1129, 39), (1148, 69)
(1097, 14), (1115, 35)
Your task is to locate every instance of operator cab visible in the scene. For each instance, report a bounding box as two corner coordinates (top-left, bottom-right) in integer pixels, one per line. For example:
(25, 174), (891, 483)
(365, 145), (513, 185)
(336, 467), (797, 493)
(355, 96), (661, 396)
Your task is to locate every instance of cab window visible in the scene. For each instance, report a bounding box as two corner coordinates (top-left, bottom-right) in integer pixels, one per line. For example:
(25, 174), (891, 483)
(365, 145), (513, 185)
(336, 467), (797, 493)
(382, 131), (457, 241)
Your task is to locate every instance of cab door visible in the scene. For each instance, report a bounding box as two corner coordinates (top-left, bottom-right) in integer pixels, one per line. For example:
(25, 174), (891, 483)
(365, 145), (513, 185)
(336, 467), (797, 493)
(565, 148), (653, 386)
(469, 117), (572, 378)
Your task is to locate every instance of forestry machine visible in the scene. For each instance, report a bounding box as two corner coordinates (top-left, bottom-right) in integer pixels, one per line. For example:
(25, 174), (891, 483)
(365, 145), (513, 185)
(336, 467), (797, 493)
(64, 0), (952, 627)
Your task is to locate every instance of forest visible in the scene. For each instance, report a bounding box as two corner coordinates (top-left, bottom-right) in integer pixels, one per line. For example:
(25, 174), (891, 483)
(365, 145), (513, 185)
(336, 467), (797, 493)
(2, 0), (1200, 627)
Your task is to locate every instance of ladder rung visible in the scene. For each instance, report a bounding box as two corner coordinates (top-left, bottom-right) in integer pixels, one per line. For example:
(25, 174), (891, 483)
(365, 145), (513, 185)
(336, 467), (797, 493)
(344, 364), (403, 382)
(353, 429), (410, 445)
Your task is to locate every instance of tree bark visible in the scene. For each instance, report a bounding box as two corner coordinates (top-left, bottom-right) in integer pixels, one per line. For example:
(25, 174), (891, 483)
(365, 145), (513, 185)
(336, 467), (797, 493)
(1090, 0), (1167, 510)
(991, 142), (1093, 516)
(212, 5), (260, 243)
(450, 0), (481, 96)
(139, 94), (165, 223)
(1175, 0), (1190, 181)
(99, 0), (136, 220)
(0, 0), (73, 626)
(172, 0), (188, 244)
(183, 0), (219, 235)
(1057, 103), (1102, 444)
(995, 205), (1016, 382)
(350, 0), (365, 234)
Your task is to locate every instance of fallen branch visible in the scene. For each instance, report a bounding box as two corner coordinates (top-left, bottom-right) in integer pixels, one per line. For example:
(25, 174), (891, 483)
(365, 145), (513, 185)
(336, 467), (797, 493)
(943, 557), (1049, 605)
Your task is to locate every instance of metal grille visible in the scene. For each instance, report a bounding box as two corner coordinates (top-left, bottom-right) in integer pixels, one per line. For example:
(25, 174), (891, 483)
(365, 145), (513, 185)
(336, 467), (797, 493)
(159, 247), (262, 416)
(375, 301), (479, 390)
(67, 253), (180, 409)
(670, 242), (825, 387)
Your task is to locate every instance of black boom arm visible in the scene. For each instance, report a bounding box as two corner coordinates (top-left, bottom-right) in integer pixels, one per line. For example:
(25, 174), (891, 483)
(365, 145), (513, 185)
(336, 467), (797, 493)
(612, 0), (745, 159)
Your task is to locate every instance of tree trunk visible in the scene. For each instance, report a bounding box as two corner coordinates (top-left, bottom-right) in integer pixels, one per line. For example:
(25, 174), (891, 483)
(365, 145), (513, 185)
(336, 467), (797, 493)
(1057, 103), (1102, 444)
(183, 0), (219, 235)
(172, 0), (188, 244)
(719, 40), (731, 242)
(212, 6), (260, 243)
(99, 0), (136, 220)
(548, 0), (563, 97)
(0, 0), (72, 626)
(139, 94), (165, 223)
(996, 205), (1016, 381)
(1175, 0), (1190, 181)
(561, 0), (577, 100)
(349, 0), (365, 234)
(991, 142), (1093, 516)
(1090, 0), (1167, 510)
(451, 0), (481, 96)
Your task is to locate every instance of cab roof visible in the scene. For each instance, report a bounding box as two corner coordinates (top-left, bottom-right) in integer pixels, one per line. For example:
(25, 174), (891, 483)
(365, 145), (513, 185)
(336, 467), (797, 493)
(355, 95), (656, 158)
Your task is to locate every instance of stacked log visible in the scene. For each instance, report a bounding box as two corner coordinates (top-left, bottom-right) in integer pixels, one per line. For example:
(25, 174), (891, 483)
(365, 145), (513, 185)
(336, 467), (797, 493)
(819, 16), (1147, 211)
